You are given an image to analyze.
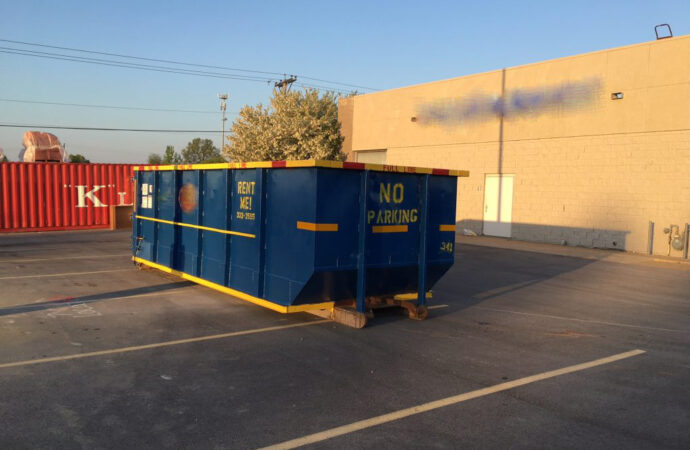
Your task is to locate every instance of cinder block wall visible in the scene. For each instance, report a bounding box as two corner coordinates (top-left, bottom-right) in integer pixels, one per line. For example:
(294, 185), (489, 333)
(341, 36), (690, 256)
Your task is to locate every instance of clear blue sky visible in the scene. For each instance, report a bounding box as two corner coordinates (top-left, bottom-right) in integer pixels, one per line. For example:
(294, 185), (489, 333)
(1, 0), (688, 163)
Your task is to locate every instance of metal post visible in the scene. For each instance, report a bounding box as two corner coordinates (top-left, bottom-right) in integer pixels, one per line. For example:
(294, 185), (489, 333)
(223, 169), (233, 287)
(195, 170), (204, 277)
(173, 169), (181, 269)
(257, 169), (268, 298)
(647, 221), (654, 255)
(221, 104), (226, 151)
(151, 171), (159, 262)
(417, 175), (430, 306)
(219, 93), (228, 153)
(133, 172), (141, 256)
(355, 171), (368, 313)
(684, 223), (689, 260)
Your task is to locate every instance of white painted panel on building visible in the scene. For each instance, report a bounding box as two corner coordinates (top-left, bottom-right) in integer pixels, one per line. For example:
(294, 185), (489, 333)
(355, 150), (386, 164)
(483, 174), (514, 238)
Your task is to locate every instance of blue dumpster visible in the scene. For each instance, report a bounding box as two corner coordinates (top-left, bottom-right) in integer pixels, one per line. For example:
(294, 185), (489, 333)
(132, 160), (468, 324)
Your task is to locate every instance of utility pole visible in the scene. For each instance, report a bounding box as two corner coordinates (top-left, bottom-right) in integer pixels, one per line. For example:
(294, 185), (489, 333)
(218, 93), (228, 152)
(275, 75), (297, 93)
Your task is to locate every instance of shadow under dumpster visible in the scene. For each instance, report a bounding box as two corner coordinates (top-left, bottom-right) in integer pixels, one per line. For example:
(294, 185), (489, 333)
(405, 243), (600, 322)
(456, 219), (630, 251)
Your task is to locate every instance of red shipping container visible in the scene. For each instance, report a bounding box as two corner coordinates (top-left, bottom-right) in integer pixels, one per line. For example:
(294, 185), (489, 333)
(0, 162), (134, 232)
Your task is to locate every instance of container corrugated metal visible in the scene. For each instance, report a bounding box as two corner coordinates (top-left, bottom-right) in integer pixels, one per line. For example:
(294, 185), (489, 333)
(132, 160), (469, 314)
(0, 162), (134, 232)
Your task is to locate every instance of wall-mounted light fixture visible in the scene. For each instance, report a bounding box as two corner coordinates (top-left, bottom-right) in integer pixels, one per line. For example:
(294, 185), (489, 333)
(410, 116), (418, 122)
(611, 92), (624, 100)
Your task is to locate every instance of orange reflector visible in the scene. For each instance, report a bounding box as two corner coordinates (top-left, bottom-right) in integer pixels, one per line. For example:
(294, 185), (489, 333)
(372, 225), (408, 233)
(297, 221), (339, 232)
(439, 224), (456, 232)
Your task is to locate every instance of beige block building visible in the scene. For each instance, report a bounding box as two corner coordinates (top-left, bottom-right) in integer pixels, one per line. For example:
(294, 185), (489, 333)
(339, 35), (690, 258)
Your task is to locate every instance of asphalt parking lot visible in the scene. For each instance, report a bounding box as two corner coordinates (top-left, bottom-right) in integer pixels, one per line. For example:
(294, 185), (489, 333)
(0, 230), (688, 449)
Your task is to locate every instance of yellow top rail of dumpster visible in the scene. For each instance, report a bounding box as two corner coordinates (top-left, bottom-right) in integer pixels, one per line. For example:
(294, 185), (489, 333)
(133, 159), (470, 177)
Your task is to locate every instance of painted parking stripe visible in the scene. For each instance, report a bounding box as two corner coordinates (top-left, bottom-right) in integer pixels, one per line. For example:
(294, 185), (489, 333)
(0, 268), (134, 280)
(474, 306), (688, 333)
(0, 253), (131, 263)
(427, 304), (448, 310)
(261, 349), (646, 449)
(0, 320), (329, 370)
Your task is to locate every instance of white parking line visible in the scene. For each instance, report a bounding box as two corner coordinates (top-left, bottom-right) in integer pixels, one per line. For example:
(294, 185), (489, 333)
(0, 268), (135, 280)
(0, 253), (131, 263)
(0, 320), (329, 370)
(474, 306), (687, 333)
(261, 349), (646, 449)
(427, 304), (448, 310)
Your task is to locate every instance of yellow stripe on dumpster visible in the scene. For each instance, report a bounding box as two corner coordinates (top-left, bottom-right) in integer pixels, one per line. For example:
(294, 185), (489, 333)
(372, 225), (408, 233)
(439, 224), (456, 232)
(133, 257), (334, 314)
(297, 221), (339, 232)
(135, 215), (255, 238)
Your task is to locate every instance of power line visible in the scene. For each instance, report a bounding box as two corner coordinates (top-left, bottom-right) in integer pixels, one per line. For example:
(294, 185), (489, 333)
(298, 76), (373, 91)
(0, 123), (221, 133)
(0, 37), (378, 91)
(0, 47), (276, 83)
(296, 83), (358, 93)
(0, 38), (285, 76)
(0, 47), (354, 95)
(0, 98), (226, 114)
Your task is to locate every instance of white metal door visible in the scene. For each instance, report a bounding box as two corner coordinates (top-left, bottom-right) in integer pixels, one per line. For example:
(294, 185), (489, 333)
(483, 174), (514, 238)
(355, 150), (386, 164)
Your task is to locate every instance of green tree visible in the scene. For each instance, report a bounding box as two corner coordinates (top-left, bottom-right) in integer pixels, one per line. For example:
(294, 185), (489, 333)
(199, 154), (227, 164)
(0, 156), (7, 163)
(162, 145), (182, 164)
(225, 88), (345, 162)
(180, 138), (222, 164)
(147, 153), (163, 164)
(69, 154), (90, 163)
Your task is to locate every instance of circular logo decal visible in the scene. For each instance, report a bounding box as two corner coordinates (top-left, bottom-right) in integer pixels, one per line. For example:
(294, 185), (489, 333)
(178, 183), (198, 213)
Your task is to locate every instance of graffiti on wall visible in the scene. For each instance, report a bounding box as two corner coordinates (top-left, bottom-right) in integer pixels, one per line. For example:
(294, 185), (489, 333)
(414, 78), (602, 126)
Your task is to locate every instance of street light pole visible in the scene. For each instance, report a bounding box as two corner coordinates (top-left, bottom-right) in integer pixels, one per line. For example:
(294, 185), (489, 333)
(219, 93), (228, 153)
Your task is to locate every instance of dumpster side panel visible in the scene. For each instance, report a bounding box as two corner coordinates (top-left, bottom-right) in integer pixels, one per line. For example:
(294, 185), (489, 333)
(229, 169), (263, 297)
(154, 170), (177, 268)
(200, 169), (229, 285)
(263, 168), (317, 306)
(363, 171), (422, 296)
(365, 171), (421, 268)
(427, 175), (457, 264)
(423, 175), (458, 291)
(135, 170), (157, 262)
(175, 170), (201, 276)
(291, 168), (360, 304)
(292, 169), (458, 303)
(314, 168), (359, 270)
